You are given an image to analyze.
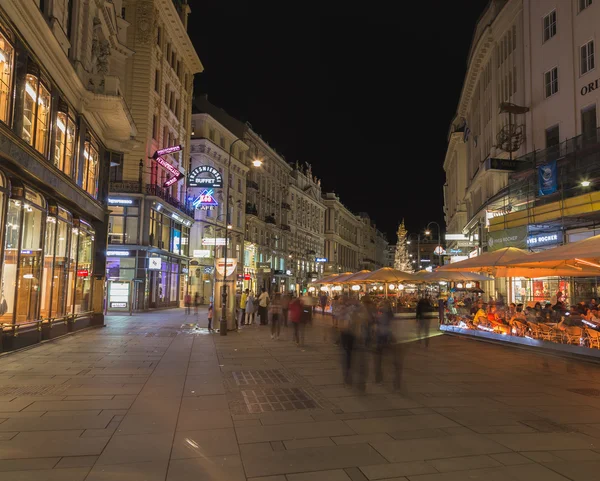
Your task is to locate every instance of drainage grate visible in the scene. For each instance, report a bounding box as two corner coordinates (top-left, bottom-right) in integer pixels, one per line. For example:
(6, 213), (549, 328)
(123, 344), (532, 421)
(567, 388), (600, 397)
(232, 370), (292, 386)
(242, 387), (319, 413)
(0, 384), (70, 396)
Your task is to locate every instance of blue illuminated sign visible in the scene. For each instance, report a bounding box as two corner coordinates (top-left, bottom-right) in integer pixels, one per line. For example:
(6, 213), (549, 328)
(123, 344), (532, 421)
(315, 257), (327, 263)
(192, 189), (219, 210)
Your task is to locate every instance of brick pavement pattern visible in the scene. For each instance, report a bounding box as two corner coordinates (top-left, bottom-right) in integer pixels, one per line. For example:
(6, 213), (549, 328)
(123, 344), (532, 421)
(0, 309), (599, 480)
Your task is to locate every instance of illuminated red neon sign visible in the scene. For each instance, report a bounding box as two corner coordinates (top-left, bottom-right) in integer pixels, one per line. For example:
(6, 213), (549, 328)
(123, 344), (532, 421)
(153, 145), (182, 159)
(163, 173), (184, 188)
(77, 269), (89, 278)
(155, 156), (180, 177)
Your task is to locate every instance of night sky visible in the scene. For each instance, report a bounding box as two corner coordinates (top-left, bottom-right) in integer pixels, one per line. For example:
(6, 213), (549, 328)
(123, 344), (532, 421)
(188, 1), (490, 241)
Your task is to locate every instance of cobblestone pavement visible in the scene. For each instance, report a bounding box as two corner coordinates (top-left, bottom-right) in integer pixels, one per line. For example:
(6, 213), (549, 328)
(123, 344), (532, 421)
(1, 310), (600, 480)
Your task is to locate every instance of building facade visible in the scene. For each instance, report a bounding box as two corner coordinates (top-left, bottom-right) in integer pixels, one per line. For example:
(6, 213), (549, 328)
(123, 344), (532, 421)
(106, 0), (203, 311)
(288, 164), (326, 291)
(0, 0), (137, 351)
(188, 107), (249, 304)
(444, 0), (600, 303)
(322, 193), (361, 274)
(357, 213), (388, 271)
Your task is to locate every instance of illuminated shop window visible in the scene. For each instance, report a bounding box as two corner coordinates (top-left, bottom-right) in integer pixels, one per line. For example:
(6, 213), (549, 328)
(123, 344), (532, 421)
(22, 71), (51, 155)
(74, 222), (94, 314)
(53, 101), (77, 178)
(82, 138), (99, 197)
(0, 30), (14, 124)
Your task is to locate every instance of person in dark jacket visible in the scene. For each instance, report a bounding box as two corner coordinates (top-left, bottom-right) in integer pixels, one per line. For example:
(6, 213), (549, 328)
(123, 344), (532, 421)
(416, 297), (431, 346)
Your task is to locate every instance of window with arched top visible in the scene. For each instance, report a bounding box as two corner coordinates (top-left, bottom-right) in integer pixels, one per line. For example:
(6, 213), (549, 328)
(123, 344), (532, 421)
(22, 66), (51, 155)
(0, 29), (15, 125)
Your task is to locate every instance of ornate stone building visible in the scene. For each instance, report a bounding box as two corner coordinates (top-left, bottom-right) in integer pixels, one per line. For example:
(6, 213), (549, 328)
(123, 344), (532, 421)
(0, 0), (137, 351)
(107, 0), (203, 310)
(322, 193), (362, 274)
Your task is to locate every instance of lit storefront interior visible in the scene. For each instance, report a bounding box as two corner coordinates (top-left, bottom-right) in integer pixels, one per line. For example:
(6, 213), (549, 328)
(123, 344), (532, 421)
(106, 198), (192, 311)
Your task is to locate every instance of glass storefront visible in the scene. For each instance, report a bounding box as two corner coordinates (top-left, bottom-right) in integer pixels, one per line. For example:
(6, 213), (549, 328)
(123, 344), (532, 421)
(0, 180), (95, 326)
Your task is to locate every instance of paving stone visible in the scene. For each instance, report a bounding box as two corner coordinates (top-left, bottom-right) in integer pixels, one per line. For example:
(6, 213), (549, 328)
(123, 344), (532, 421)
(55, 456), (99, 468)
(400, 463), (573, 480)
(489, 452), (533, 466)
(241, 443), (386, 478)
(0, 467), (90, 481)
(179, 394), (228, 411)
(86, 461), (168, 481)
(345, 414), (458, 434)
(0, 412), (113, 432)
(427, 455), (501, 472)
(0, 457), (60, 472)
(176, 409), (233, 431)
(166, 455), (246, 481)
(96, 433), (173, 465)
(236, 419), (354, 444)
(543, 461), (600, 481)
(286, 469), (353, 480)
(171, 428), (239, 458)
(284, 437), (335, 449)
(360, 461), (436, 479)
(488, 432), (598, 451)
(22, 399), (133, 412)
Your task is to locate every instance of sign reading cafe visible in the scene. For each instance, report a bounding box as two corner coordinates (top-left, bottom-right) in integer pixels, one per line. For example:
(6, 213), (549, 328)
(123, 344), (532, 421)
(188, 165), (223, 188)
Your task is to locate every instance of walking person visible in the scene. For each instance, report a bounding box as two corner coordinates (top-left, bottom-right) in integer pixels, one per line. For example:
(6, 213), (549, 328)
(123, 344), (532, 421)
(207, 302), (213, 331)
(240, 289), (249, 326)
(258, 288), (270, 325)
(289, 295), (304, 345)
(194, 292), (200, 316)
(374, 300), (393, 384)
(416, 296), (431, 347)
(269, 294), (282, 340)
(319, 291), (328, 316)
(184, 292), (191, 315)
(246, 291), (256, 325)
(281, 292), (291, 327)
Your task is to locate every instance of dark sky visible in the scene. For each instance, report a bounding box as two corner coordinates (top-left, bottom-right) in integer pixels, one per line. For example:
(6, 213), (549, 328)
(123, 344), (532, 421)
(188, 2), (490, 241)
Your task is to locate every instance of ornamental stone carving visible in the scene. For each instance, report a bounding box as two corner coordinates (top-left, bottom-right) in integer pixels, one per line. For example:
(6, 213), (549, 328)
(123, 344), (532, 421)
(136, 2), (154, 45)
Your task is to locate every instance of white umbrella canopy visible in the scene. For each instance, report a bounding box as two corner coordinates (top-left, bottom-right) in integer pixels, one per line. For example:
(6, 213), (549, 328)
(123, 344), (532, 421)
(340, 270), (371, 284)
(425, 271), (494, 282)
(436, 247), (530, 273)
(312, 274), (340, 284)
(361, 267), (418, 283)
(321, 272), (352, 284)
(496, 233), (600, 271)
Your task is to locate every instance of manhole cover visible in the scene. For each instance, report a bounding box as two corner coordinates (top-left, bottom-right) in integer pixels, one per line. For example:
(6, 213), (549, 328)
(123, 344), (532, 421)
(232, 370), (292, 386)
(0, 385), (70, 396)
(568, 388), (600, 397)
(242, 387), (319, 413)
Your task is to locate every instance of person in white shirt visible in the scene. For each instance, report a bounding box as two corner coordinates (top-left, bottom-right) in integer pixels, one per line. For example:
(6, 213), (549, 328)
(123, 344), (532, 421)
(258, 288), (270, 325)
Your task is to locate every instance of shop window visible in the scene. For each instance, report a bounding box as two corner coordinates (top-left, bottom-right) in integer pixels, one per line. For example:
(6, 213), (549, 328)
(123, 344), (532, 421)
(53, 102), (77, 178)
(0, 197), (16, 324)
(22, 71), (51, 155)
(109, 205), (138, 245)
(0, 31), (15, 124)
(73, 223), (94, 314)
(170, 263), (179, 304)
(51, 209), (72, 318)
(82, 139), (99, 197)
(181, 226), (189, 257)
(172, 227), (181, 254)
(40, 215), (56, 319)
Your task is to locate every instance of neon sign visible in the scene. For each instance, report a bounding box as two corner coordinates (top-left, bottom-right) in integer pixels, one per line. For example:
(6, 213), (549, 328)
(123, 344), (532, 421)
(164, 173), (183, 188)
(153, 145), (182, 159)
(192, 189), (219, 210)
(155, 157), (181, 177)
(188, 165), (223, 188)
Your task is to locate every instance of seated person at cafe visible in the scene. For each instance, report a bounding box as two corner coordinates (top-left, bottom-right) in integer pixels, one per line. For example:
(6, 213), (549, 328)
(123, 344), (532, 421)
(472, 303), (488, 325)
(515, 304), (526, 320)
(524, 306), (539, 323)
(533, 302), (542, 313)
(508, 303), (517, 318)
(590, 298), (598, 310)
(540, 302), (553, 321)
(557, 308), (585, 330)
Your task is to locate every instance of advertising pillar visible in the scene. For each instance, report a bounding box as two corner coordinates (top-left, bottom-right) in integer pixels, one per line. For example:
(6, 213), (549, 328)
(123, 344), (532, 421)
(214, 258), (237, 330)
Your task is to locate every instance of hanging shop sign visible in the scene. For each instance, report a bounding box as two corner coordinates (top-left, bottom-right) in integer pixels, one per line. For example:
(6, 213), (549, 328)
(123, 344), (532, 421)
(202, 237), (228, 246)
(487, 226), (527, 251)
(108, 281), (130, 310)
(244, 274), (251, 280)
(193, 249), (212, 258)
(108, 198), (135, 205)
(191, 189), (218, 210)
(486, 158), (519, 172)
(164, 173), (184, 188)
(538, 160), (558, 196)
(215, 258), (237, 277)
(433, 246), (446, 255)
(527, 231), (563, 247)
(153, 145), (182, 159)
(107, 250), (130, 257)
(77, 269), (89, 277)
(188, 165), (223, 188)
(148, 257), (162, 270)
(315, 257), (327, 263)
(152, 154), (184, 189)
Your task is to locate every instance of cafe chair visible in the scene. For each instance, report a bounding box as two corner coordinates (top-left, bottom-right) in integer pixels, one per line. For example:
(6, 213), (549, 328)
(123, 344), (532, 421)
(585, 327), (600, 349)
(563, 326), (584, 346)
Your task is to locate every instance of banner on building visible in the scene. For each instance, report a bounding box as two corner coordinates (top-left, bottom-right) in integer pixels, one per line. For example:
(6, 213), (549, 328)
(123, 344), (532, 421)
(487, 226), (528, 251)
(538, 160), (558, 196)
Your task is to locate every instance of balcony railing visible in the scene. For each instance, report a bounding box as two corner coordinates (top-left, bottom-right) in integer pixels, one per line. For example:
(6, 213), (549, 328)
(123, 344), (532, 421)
(246, 180), (259, 190)
(109, 181), (193, 217)
(281, 202), (291, 210)
(265, 215), (276, 225)
(246, 203), (258, 216)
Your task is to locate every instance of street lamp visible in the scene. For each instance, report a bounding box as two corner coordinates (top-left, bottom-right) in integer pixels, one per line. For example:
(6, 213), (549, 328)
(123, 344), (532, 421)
(406, 233), (421, 272)
(220, 137), (262, 336)
(426, 221), (442, 267)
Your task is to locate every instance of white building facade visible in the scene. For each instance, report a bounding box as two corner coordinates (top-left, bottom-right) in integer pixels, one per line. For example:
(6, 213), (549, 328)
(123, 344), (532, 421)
(323, 193), (362, 274)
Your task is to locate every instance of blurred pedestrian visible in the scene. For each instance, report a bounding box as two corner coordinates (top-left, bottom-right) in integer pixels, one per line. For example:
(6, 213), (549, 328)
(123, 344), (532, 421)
(281, 292), (291, 327)
(416, 296), (431, 347)
(374, 300), (393, 384)
(246, 291), (256, 325)
(289, 295), (304, 345)
(331, 295), (341, 345)
(258, 288), (270, 325)
(240, 289), (249, 326)
(184, 292), (191, 315)
(319, 291), (328, 315)
(194, 292), (200, 316)
(339, 297), (356, 386)
(207, 302), (213, 331)
(269, 294), (282, 340)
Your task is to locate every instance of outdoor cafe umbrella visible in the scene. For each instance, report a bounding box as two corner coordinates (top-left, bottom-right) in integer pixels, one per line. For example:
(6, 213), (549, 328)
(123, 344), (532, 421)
(361, 267), (418, 283)
(437, 246), (600, 278)
(312, 273), (340, 284)
(424, 271), (494, 283)
(340, 270), (371, 284)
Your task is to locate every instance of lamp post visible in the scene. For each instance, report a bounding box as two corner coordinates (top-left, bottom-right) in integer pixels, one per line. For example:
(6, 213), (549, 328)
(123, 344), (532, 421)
(220, 138), (261, 336)
(425, 221), (442, 267)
